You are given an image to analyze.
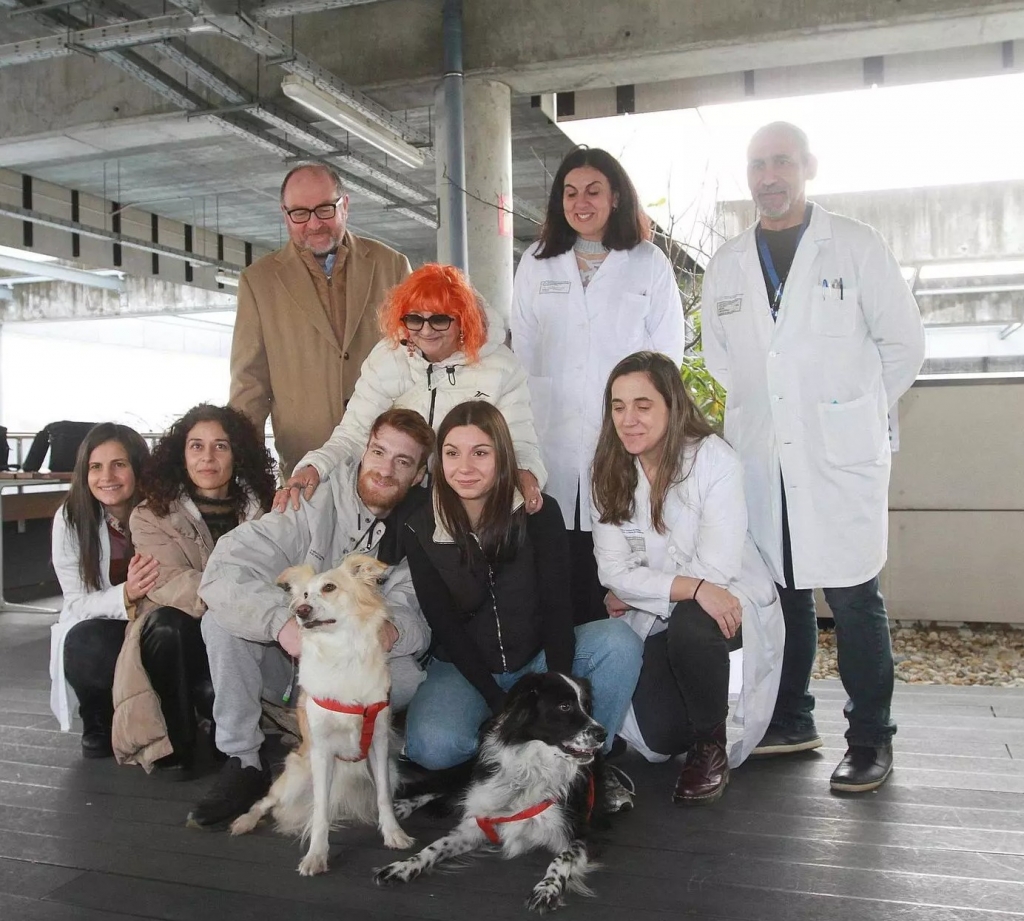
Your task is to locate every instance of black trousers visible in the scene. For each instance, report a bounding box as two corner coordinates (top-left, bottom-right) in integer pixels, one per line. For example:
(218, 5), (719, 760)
(631, 600), (741, 755)
(64, 607), (212, 758)
(569, 488), (611, 626)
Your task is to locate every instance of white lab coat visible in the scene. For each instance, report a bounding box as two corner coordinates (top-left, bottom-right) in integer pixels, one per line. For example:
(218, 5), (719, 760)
(49, 510), (129, 731)
(591, 436), (785, 767)
(701, 204), (925, 589)
(511, 240), (686, 529)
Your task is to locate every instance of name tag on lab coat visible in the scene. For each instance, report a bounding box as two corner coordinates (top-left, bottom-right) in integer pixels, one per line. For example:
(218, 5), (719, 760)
(716, 295), (743, 316)
(622, 528), (647, 553)
(539, 280), (571, 295)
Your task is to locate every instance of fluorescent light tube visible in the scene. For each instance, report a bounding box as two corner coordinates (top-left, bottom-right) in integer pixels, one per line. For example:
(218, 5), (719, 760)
(215, 273), (240, 287)
(281, 75), (425, 170)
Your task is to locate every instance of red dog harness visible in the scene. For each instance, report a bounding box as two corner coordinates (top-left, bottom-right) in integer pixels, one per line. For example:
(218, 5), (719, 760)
(311, 697), (390, 762)
(474, 774), (596, 845)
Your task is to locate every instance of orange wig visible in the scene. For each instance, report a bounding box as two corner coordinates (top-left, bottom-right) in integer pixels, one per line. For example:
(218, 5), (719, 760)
(379, 263), (488, 363)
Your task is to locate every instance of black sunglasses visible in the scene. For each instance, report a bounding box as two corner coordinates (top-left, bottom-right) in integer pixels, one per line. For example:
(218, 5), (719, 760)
(400, 314), (455, 331)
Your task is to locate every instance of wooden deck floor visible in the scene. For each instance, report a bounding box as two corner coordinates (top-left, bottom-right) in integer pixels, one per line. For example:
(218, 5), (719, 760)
(2, 609), (1023, 921)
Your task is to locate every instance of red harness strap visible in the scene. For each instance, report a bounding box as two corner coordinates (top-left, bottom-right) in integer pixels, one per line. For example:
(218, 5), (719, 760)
(310, 697), (390, 762)
(476, 799), (555, 845)
(475, 772), (598, 846)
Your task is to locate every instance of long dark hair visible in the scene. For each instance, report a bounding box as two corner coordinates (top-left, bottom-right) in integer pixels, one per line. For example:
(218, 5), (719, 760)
(61, 423), (149, 591)
(433, 401), (525, 563)
(139, 404), (276, 518)
(591, 352), (718, 534)
(535, 146), (650, 259)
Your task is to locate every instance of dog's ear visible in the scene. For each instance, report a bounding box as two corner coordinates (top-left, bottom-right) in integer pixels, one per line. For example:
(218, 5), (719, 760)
(276, 564), (316, 594)
(343, 553), (388, 586)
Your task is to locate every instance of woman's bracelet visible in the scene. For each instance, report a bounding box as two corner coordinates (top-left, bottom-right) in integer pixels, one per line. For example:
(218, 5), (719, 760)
(693, 578), (706, 602)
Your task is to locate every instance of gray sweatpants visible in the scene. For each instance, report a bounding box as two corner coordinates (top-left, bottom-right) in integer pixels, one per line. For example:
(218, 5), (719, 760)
(202, 613), (426, 769)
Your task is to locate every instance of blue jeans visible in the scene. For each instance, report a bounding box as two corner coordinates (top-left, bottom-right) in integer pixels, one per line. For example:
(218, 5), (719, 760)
(772, 484), (896, 748)
(405, 619), (643, 770)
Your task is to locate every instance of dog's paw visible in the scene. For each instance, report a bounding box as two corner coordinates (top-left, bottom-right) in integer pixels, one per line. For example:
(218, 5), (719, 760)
(374, 860), (419, 886)
(383, 828), (415, 850)
(228, 811), (259, 836)
(527, 881), (566, 914)
(392, 799), (416, 820)
(297, 851), (330, 877)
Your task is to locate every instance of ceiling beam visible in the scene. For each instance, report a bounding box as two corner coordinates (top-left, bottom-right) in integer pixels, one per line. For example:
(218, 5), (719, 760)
(0, 253), (124, 290)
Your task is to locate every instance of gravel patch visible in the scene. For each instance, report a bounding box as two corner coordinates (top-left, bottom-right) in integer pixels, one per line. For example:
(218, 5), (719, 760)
(813, 623), (1024, 687)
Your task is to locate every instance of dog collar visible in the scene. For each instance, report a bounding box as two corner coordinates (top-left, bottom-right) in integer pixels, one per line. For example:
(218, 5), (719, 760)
(311, 697), (390, 762)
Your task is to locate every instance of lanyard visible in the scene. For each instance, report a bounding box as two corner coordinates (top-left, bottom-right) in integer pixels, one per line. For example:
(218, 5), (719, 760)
(755, 206), (812, 321)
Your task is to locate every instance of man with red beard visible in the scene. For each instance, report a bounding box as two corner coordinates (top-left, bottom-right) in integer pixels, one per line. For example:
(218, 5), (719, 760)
(230, 163), (411, 478)
(188, 409), (434, 829)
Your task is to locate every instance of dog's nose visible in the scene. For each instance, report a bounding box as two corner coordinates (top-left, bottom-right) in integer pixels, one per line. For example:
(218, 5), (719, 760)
(593, 723), (608, 745)
(295, 603), (313, 620)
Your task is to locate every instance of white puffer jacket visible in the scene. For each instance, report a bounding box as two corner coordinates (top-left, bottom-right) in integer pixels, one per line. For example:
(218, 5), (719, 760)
(297, 309), (546, 485)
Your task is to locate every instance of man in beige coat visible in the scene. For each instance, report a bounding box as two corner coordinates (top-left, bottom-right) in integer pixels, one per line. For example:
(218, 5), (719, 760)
(230, 163), (412, 477)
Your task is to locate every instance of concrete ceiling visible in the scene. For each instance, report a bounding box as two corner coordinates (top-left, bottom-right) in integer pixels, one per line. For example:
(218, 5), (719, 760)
(2, 0), (1020, 289)
(0, 0), (574, 277)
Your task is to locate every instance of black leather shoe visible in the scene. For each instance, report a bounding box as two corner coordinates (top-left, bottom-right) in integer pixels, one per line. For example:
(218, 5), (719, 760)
(830, 744), (893, 793)
(186, 757), (270, 828)
(751, 725), (822, 757)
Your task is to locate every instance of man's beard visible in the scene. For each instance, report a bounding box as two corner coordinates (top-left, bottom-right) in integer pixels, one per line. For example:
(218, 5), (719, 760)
(357, 469), (403, 513)
(756, 185), (793, 220)
(297, 229), (342, 257)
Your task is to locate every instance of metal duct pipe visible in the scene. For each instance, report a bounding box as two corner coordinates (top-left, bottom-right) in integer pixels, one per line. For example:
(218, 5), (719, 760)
(441, 0), (467, 271)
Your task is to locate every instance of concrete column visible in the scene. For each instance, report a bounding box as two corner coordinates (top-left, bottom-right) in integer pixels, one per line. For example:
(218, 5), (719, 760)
(437, 78), (513, 323)
(464, 78), (514, 325)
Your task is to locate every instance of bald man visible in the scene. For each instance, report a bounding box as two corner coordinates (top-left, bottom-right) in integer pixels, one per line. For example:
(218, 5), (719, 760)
(700, 122), (924, 793)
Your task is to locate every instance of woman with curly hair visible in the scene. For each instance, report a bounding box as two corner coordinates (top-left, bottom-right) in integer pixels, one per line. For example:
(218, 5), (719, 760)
(112, 404), (276, 773)
(276, 262), (546, 514)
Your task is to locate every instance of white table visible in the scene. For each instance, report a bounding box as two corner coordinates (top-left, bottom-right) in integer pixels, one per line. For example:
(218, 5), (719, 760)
(0, 477), (65, 614)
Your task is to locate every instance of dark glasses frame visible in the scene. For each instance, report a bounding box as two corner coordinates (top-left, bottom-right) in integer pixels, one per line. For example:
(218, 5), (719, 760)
(400, 314), (456, 331)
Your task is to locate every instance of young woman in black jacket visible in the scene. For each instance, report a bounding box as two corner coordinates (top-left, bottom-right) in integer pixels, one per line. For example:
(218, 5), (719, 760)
(402, 401), (643, 773)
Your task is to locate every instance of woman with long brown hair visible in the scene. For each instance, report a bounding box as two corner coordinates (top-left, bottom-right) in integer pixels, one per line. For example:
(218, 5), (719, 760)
(49, 423), (155, 755)
(401, 401), (642, 801)
(591, 352), (784, 805)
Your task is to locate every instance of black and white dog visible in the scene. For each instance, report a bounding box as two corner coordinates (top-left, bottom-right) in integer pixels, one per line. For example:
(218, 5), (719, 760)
(375, 671), (609, 913)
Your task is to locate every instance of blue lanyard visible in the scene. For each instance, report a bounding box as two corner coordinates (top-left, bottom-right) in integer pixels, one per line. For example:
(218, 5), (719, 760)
(756, 206), (812, 321)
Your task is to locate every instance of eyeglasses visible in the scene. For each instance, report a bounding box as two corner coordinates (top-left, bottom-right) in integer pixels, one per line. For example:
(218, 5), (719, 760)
(400, 314), (455, 331)
(284, 197), (344, 224)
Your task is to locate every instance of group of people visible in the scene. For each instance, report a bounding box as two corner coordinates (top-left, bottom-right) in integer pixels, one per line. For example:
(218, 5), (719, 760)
(48, 119), (925, 834)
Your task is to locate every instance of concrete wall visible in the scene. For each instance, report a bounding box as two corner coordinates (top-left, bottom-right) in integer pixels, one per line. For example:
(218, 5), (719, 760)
(880, 378), (1024, 624)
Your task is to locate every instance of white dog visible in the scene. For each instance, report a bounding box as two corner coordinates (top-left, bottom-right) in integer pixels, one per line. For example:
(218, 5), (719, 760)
(230, 554), (414, 875)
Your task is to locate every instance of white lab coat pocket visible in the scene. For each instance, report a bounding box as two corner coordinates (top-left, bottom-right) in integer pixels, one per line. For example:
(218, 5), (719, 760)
(616, 293), (651, 351)
(811, 286), (857, 337)
(526, 375), (553, 435)
(723, 404), (743, 453)
(818, 392), (886, 468)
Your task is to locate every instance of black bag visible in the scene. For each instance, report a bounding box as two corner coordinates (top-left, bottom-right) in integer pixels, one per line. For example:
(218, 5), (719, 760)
(22, 421), (97, 473)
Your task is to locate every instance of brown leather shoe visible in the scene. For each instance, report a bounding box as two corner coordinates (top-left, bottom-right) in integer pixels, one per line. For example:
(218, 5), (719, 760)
(672, 723), (729, 806)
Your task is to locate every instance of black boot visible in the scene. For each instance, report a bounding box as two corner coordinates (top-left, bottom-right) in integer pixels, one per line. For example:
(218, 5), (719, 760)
(187, 756), (270, 829)
(78, 691), (114, 760)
